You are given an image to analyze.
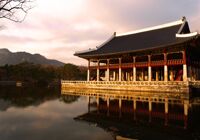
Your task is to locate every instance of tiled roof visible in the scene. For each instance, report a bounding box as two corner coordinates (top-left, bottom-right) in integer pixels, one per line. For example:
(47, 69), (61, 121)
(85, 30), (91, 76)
(75, 18), (192, 58)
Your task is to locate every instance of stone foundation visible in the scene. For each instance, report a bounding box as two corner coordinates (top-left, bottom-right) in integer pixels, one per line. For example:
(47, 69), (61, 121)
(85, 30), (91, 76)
(61, 81), (193, 93)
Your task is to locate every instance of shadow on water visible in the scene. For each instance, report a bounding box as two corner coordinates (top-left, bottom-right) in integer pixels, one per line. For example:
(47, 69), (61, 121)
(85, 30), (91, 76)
(62, 89), (200, 140)
(1, 86), (200, 140)
(0, 86), (80, 111)
(0, 86), (113, 140)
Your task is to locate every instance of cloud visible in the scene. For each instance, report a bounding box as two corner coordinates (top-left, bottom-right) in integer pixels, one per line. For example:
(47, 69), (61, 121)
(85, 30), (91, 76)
(0, 0), (199, 65)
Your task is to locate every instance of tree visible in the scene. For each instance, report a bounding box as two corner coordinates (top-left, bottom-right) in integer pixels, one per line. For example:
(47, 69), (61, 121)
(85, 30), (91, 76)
(0, 0), (34, 22)
(62, 64), (81, 80)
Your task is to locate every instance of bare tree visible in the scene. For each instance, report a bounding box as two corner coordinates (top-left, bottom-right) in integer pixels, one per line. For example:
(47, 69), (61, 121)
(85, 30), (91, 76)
(0, 0), (34, 22)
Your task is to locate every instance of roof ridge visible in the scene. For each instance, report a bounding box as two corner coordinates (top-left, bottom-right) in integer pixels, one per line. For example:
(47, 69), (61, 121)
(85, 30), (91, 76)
(75, 34), (115, 55)
(96, 34), (115, 49)
(116, 18), (185, 37)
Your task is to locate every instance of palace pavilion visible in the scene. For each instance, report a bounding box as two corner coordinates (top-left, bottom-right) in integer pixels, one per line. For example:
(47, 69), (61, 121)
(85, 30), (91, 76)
(75, 17), (200, 82)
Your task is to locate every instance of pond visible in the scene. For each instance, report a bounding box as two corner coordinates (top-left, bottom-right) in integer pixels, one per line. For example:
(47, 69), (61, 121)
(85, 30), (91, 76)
(0, 86), (200, 140)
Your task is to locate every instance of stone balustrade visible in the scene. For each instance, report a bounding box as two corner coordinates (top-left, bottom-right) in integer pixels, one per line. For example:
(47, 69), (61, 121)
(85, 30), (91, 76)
(189, 81), (200, 87)
(61, 80), (192, 93)
(61, 80), (188, 86)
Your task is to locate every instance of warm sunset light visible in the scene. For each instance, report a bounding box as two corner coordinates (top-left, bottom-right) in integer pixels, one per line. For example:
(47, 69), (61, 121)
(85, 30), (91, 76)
(1, 1), (200, 140)
(0, 0), (199, 65)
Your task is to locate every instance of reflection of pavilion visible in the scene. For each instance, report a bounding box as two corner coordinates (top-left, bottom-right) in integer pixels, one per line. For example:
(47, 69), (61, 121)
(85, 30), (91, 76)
(62, 89), (200, 139)
(85, 93), (189, 129)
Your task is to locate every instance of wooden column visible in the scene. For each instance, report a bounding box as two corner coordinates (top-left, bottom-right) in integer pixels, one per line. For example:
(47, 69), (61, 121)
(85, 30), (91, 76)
(133, 57), (136, 81)
(128, 73), (131, 81)
(107, 59), (110, 81)
(87, 59), (90, 81)
(141, 69), (144, 81)
(156, 69), (159, 81)
(170, 69), (174, 81)
(122, 71), (124, 81)
(182, 50), (187, 81)
(97, 60), (100, 81)
(164, 53), (168, 81)
(113, 71), (116, 81)
(116, 72), (119, 81)
(119, 58), (122, 81)
(148, 55), (152, 81)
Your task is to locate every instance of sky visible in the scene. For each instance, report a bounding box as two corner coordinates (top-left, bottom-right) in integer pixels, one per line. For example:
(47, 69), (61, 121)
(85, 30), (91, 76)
(0, 0), (200, 65)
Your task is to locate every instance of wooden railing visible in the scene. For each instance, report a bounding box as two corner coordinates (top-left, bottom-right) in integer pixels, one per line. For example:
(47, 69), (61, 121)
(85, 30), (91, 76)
(167, 59), (183, 65)
(89, 59), (183, 69)
(135, 62), (148, 67)
(109, 64), (119, 69)
(151, 60), (164, 66)
(121, 63), (133, 68)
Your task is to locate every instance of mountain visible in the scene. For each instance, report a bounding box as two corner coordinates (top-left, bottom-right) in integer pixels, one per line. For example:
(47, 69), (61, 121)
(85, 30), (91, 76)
(0, 48), (65, 66)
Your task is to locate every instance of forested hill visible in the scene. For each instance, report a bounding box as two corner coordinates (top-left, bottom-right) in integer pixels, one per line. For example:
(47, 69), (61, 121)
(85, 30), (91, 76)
(0, 62), (87, 86)
(0, 48), (65, 66)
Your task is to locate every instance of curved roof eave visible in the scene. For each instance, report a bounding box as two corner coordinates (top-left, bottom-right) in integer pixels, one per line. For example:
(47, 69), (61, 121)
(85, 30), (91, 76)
(76, 37), (195, 59)
(74, 17), (192, 59)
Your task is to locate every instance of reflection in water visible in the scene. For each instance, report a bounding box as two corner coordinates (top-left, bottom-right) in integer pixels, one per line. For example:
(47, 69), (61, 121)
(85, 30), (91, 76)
(62, 89), (200, 140)
(60, 94), (80, 104)
(0, 87), (113, 140)
(0, 86), (81, 111)
(0, 86), (60, 110)
(0, 86), (200, 140)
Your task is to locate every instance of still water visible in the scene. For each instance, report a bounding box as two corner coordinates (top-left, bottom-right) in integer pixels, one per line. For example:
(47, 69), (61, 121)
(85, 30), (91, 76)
(0, 86), (200, 140)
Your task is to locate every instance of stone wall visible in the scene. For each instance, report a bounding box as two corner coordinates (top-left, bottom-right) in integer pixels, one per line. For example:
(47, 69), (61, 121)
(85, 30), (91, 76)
(61, 81), (190, 93)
